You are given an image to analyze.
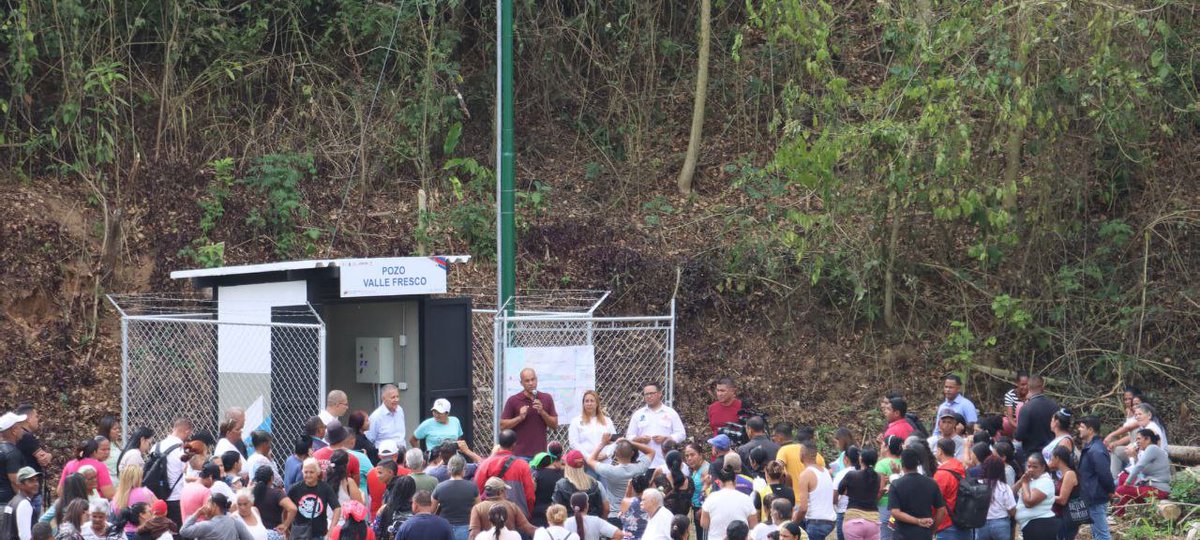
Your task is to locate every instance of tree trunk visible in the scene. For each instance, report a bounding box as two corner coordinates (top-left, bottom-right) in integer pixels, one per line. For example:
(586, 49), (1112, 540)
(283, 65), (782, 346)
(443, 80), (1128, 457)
(676, 0), (711, 195)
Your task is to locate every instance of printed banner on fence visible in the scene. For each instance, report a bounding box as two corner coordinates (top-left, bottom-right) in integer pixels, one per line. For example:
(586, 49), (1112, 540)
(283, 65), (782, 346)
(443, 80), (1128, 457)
(503, 346), (596, 423)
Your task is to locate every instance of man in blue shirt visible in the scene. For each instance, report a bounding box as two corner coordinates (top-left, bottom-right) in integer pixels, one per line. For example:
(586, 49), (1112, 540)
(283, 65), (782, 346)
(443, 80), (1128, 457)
(394, 490), (453, 539)
(1076, 415), (1116, 540)
(367, 384), (407, 449)
(932, 374), (977, 436)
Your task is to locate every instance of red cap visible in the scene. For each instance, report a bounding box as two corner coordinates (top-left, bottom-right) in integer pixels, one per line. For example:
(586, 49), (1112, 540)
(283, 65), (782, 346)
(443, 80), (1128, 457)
(564, 449), (585, 468)
(151, 499), (168, 517)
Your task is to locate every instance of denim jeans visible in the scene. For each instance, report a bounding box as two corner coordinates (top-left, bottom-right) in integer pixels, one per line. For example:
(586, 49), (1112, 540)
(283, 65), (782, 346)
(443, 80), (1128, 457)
(807, 520), (836, 540)
(974, 518), (1011, 540)
(837, 513), (845, 540)
(1087, 502), (1111, 540)
(878, 505), (892, 540)
(452, 524), (470, 540)
(936, 525), (971, 540)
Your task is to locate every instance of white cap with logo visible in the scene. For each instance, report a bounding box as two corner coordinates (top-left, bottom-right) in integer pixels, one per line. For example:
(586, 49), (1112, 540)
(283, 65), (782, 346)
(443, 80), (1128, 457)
(431, 398), (452, 414)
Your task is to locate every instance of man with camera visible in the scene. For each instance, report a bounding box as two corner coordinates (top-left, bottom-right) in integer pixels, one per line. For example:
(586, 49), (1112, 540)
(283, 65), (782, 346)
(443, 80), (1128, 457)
(736, 416), (780, 465)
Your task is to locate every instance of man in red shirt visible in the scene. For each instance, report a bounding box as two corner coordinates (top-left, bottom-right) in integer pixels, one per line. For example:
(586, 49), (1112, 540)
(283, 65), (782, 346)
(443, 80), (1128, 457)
(312, 422), (360, 483)
(879, 397), (915, 444)
(366, 440), (410, 517)
(474, 429), (535, 513)
(707, 377), (743, 436)
(932, 438), (966, 538)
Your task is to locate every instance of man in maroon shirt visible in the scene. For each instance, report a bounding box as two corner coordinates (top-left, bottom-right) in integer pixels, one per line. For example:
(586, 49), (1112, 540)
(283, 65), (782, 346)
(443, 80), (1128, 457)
(499, 368), (558, 458)
(707, 377), (743, 436)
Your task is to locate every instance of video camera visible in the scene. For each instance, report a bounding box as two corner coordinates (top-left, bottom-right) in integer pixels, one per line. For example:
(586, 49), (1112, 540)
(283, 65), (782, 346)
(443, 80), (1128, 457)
(717, 407), (769, 447)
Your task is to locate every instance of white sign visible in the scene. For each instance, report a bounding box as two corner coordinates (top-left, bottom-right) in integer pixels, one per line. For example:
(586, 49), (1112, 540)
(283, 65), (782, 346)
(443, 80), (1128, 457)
(339, 257), (449, 297)
(503, 346), (596, 423)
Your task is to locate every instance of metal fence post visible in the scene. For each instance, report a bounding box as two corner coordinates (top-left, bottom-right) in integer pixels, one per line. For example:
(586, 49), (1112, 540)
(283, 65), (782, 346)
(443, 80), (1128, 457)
(120, 318), (129, 445)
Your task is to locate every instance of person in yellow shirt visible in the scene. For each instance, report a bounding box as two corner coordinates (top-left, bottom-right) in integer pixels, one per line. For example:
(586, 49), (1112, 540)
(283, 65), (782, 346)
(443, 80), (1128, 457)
(777, 426), (826, 495)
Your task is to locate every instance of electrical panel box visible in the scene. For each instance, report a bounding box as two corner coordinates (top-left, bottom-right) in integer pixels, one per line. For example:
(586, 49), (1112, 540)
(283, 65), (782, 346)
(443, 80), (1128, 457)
(355, 338), (395, 384)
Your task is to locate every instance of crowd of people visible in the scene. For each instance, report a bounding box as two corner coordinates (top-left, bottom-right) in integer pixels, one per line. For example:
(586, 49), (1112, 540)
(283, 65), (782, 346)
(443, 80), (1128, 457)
(0, 370), (1176, 540)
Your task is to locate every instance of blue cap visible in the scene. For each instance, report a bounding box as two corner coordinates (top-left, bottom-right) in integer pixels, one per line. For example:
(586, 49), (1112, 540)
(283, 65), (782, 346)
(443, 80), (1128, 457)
(707, 433), (732, 451)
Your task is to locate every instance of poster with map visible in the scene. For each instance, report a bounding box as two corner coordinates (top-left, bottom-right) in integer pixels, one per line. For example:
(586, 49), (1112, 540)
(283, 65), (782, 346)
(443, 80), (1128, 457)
(503, 346), (596, 423)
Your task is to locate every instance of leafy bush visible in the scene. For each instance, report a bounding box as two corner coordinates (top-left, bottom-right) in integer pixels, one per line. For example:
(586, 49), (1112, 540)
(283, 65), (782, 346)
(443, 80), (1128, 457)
(241, 153), (319, 257)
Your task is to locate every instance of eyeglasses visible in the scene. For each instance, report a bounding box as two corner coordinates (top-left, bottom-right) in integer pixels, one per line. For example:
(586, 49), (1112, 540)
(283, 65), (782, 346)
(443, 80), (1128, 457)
(643, 391), (660, 396)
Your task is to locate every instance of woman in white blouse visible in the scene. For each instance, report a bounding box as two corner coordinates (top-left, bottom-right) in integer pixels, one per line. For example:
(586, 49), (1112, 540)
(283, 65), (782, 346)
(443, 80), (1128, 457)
(568, 391), (616, 459)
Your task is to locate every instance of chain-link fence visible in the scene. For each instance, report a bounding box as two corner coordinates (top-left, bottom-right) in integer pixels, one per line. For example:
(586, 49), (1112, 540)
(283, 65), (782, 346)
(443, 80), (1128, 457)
(462, 290), (675, 450)
(111, 295), (322, 469)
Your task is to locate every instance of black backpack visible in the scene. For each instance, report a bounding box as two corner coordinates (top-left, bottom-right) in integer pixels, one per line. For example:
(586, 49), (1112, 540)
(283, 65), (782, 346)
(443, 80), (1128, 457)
(905, 413), (930, 439)
(143, 442), (183, 500)
(0, 492), (28, 540)
(942, 469), (990, 529)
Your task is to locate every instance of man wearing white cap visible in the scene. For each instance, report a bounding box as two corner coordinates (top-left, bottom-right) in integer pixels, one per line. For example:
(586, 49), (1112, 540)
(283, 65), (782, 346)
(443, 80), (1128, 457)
(0, 466), (39, 539)
(0, 412), (30, 506)
(410, 399), (463, 451)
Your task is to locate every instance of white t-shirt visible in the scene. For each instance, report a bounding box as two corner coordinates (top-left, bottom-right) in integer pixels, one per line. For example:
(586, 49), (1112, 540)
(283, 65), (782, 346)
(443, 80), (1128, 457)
(986, 481), (1017, 520)
(750, 522), (779, 540)
(533, 526), (580, 540)
(565, 514), (620, 540)
(1015, 474), (1056, 529)
(15, 498), (33, 540)
(210, 480), (236, 501)
(641, 507), (675, 540)
(154, 436), (187, 501)
(118, 448), (145, 471)
(702, 488), (755, 540)
(833, 468), (852, 513)
(245, 453), (278, 484)
(568, 416), (617, 458)
(476, 528), (522, 540)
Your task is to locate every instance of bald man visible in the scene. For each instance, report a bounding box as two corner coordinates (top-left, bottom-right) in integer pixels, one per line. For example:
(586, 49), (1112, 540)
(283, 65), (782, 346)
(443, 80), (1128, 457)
(499, 368), (558, 458)
(318, 390), (349, 426)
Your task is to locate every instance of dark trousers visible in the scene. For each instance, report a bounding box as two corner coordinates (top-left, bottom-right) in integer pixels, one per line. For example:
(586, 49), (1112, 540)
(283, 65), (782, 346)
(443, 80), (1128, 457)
(1022, 517), (1060, 540)
(166, 500), (183, 528)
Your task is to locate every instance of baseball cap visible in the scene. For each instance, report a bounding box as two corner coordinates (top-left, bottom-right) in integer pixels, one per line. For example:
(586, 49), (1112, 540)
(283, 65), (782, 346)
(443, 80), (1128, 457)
(431, 398), (452, 414)
(378, 440), (400, 458)
(151, 499), (168, 517)
(0, 412), (28, 431)
(531, 452), (557, 469)
(16, 467), (40, 482)
(484, 476), (511, 495)
(564, 449), (585, 468)
(708, 433), (732, 451)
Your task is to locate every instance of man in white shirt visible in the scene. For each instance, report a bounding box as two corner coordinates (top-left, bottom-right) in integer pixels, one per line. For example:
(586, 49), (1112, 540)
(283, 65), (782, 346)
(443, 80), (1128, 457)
(7, 467), (40, 540)
(624, 382), (685, 468)
(156, 417), (193, 526)
(366, 384), (406, 447)
(318, 390), (349, 426)
(639, 488), (674, 540)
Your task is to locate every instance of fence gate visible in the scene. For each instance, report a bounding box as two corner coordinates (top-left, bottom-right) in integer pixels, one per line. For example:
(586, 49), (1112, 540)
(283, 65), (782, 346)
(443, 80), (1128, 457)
(109, 295), (323, 468)
(465, 290), (675, 450)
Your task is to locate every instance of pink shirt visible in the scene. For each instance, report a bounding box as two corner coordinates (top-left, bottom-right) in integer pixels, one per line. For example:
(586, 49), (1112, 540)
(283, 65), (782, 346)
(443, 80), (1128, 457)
(122, 488), (155, 532)
(59, 458), (114, 490)
(179, 482), (211, 520)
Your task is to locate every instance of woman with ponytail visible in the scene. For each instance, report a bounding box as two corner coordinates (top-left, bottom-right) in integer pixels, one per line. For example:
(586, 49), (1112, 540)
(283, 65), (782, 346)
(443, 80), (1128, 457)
(700, 460), (756, 540)
(838, 448), (881, 540)
(60, 438), (116, 499)
(113, 502), (150, 540)
(476, 504), (520, 540)
(659, 450), (693, 516)
(668, 514), (690, 540)
(250, 465), (296, 538)
(565, 491), (624, 540)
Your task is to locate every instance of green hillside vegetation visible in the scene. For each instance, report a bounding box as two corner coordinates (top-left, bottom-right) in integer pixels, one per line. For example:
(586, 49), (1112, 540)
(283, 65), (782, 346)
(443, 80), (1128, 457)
(1, 0), (1198, 460)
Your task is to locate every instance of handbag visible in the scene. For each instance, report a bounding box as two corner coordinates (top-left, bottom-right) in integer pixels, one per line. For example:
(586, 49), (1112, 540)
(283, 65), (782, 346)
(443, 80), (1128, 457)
(1067, 495), (1092, 525)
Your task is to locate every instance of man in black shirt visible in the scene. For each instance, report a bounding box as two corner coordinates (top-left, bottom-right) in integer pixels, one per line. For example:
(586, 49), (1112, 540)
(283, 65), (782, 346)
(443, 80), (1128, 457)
(737, 416), (781, 465)
(1014, 375), (1059, 459)
(12, 405), (48, 515)
(888, 447), (946, 540)
(0, 412), (31, 506)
